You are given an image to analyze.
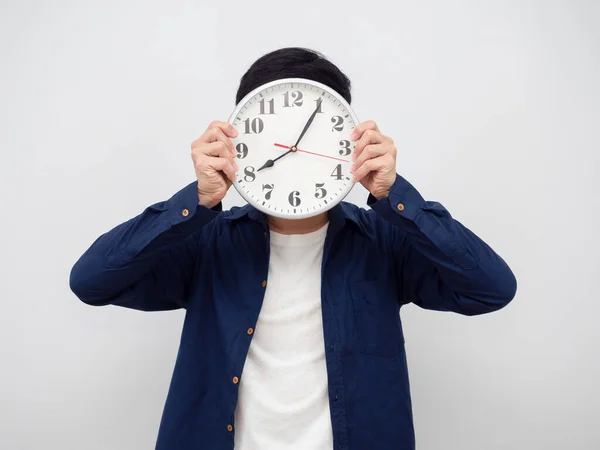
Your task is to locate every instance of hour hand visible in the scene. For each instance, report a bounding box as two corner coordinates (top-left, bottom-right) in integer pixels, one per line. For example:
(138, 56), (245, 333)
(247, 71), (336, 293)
(257, 147), (295, 171)
(257, 159), (274, 172)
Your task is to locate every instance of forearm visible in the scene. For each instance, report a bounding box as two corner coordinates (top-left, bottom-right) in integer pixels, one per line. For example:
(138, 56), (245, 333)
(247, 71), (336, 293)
(69, 180), (220, 309)
(370, 174), (517, 314)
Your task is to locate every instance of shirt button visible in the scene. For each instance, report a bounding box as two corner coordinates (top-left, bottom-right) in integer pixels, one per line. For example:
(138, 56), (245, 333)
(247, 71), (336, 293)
(227, 424), (233, 432)
(247, 327), (254, 335)
(261, 280), (267, 288)
(181, 208), (190, 217)
(232, 376), (239, 384)
(397, 203), (405, 212)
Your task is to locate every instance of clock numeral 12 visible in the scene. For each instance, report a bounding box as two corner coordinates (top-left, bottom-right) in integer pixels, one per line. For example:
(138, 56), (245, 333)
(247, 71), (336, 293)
(282, 91), (303, 107)
(243, 117), (264, 134)
(288, 191), (301, 207)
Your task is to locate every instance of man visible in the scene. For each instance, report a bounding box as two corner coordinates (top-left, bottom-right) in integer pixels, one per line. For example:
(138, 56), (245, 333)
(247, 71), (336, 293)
(70, 47), (516, 450)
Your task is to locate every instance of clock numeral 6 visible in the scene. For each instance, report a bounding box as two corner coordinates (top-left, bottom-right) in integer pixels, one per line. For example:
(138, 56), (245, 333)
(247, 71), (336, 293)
(282, 91), (303, 107)
(339, 140), (351, 156)
(236, 143), (248, 159)
(244, 166), (256, 182)
(331, 116), (344, 132)
(243, 117), (264, 134)
(262, 184), (274, 200)
(315, 183), (327, 199)
(288, 191), (301, 207)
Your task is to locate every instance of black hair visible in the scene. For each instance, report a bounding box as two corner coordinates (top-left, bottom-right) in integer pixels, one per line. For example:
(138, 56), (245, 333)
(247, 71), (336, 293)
(235, 47), (351, 105)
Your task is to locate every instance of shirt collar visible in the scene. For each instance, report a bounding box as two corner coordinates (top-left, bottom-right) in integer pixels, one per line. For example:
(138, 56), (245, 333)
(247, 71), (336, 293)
(222, 202), (366, 235)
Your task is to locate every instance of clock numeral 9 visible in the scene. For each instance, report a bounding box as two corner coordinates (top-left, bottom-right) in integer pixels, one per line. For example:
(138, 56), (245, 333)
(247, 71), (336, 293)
(288, 191), (301, 207)
(244, 166), (256, 182)
(282, 91), (303, 107)
(315, 183), (327, 199)
(243, 117), (264, 134)
(259, 98), (275, 115)
(262, 184), (274, 200)
(330, 164), (343, 180)
(236, 143), (248, 159)
(339, 140), (351, 156)
(331, 116), (344, 132)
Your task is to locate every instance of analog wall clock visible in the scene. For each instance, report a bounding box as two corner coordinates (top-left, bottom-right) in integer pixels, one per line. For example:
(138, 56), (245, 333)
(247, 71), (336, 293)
(228, 78), (359, 219)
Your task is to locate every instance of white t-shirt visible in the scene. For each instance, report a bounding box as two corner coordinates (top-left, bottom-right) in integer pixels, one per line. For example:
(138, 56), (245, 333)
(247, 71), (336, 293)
(234, 223), (333, 450)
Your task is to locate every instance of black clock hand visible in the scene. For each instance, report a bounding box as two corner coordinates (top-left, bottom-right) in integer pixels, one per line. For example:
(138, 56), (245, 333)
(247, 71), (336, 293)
(256, 98), (323, 172)
(292, 97), (322, 149)
(257, 148), (295, 172)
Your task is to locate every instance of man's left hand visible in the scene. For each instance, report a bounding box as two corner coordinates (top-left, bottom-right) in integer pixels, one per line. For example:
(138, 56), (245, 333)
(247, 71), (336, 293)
(349, 120), (397, 200)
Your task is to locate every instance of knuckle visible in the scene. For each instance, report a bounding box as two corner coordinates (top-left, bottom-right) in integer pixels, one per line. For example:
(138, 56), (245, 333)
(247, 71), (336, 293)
(194, 157), (205, 170)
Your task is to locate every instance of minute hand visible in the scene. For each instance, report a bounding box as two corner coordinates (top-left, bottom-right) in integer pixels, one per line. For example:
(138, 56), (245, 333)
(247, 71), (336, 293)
(292, 98), (322, 148)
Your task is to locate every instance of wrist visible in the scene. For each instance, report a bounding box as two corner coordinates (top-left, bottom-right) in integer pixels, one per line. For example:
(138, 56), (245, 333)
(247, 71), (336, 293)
(197, 190), (219, 209)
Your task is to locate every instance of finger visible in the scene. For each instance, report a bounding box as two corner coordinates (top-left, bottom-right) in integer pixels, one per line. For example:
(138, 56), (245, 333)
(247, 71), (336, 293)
(206, 156), (237, 183)
(349, 120), (380, 142)
(207, 120), (238, 138)
(353, 129), (387, 161)
(200, 127), (236, 155)
(199, 141), (236, 164)
(350, 144), (388, 174)
(352, 156), (388, 183)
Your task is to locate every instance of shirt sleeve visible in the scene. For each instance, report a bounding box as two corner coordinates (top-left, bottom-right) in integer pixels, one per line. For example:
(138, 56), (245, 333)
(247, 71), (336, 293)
(368, 174), (517, 315)
(69, 180), (220, 311)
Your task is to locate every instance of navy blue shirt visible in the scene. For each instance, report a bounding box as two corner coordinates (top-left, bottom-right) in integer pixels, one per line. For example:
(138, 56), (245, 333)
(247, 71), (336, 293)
(69, 174), (516, 450)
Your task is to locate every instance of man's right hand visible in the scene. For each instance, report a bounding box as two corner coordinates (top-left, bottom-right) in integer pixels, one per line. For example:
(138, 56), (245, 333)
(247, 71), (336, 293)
(191, 121), (238, 209)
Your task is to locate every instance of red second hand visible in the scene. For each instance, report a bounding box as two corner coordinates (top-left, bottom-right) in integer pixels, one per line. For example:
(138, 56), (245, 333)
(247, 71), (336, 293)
(274, 143), (349, 163)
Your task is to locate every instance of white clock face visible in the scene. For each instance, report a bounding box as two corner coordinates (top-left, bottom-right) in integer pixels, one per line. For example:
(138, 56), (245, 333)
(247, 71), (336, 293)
(228, 78), (358, 219)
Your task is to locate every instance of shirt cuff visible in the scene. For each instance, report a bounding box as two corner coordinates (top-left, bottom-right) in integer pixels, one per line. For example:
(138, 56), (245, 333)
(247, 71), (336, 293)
(163, 180), (222, 234)
(367, 173), (425, 223)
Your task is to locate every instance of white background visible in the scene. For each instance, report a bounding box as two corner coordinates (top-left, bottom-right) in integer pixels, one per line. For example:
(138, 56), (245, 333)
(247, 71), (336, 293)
(1, 1), (599, 449)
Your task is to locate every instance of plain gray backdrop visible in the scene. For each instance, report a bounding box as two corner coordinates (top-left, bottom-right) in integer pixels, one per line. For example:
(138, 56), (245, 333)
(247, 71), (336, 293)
(1, 0), (599, 449)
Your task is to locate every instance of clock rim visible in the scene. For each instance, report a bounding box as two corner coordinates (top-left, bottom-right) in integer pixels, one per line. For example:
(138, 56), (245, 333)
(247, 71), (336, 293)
(227, 77), (359, 220)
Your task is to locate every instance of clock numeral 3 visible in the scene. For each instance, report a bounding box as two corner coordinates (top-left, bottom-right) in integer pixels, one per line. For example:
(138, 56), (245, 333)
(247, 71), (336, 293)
(331, 116), (344, 132)
(288, 191), (301, 207)
(315, 183), (327, 199)
(244, 166), (256, 182)
(330, 164), (343, 180)
(339, 140), (351, 156)
(259, 98), (275, 115)
(262, 184), (274, 200)
(236, 143), (248, 159)
(282, 91), (303, 107)
(243, 118), (264, 134)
